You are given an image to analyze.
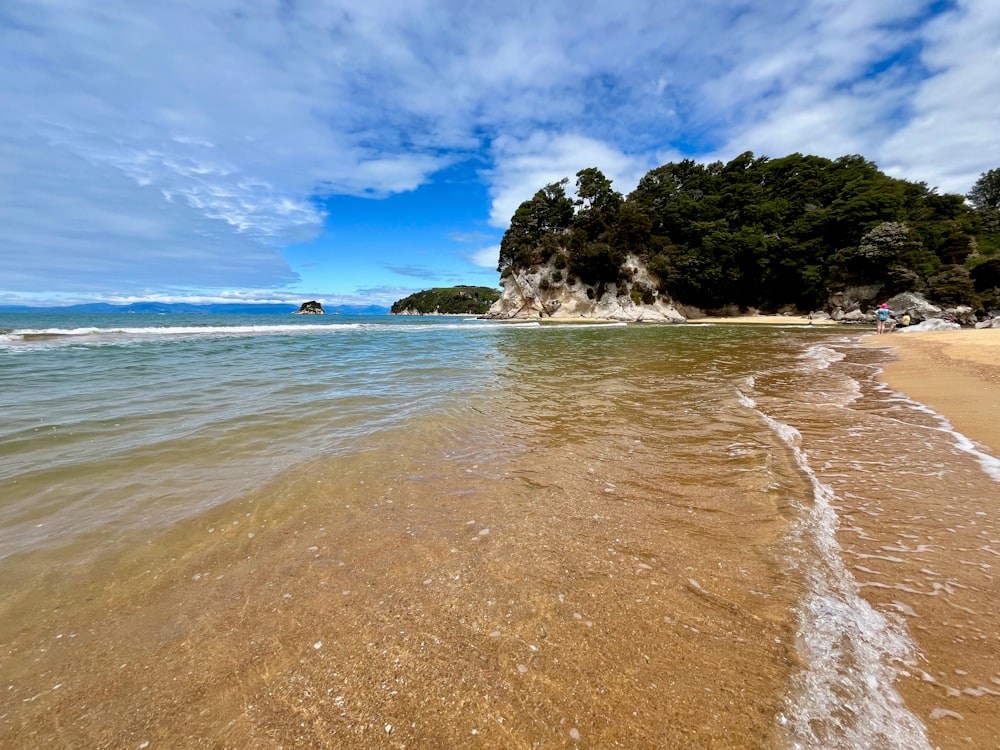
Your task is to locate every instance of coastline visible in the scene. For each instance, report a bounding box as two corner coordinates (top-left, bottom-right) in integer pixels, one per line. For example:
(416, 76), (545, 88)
(688, 314), (839, 326)
(864, 328), (1000, 456)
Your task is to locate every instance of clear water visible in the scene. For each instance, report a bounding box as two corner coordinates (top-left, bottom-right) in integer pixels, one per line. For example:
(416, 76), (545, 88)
(1, 313), (997, 748)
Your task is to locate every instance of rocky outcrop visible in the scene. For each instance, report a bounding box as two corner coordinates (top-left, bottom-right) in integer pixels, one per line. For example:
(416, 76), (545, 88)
(484, 255), (686, 322)
(829, 291), (984, 327)
(293, 300), (326, 315)
(827, 285), (882, 320)
(884, 292), (942, 323)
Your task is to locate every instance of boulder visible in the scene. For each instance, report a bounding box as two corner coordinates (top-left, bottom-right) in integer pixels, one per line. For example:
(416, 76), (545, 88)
(828, 285), (882, 318)
(897, 318), (961, 332)
(884, 292), (941, 323)
(975, 317), (1000, 329)
(944, 305), (978, 326)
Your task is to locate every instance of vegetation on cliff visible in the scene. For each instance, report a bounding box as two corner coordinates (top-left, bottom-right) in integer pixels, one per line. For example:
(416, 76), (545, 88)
(390, 286), (501, 315)
(499, 154), (1000, 313)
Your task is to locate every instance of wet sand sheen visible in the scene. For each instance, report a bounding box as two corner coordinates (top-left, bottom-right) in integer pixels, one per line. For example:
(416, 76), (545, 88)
(0, 388), (803, 748)
(844, 329), (1000, 749)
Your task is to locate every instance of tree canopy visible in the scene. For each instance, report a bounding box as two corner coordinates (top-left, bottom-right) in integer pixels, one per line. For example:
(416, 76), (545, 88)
(968, 168), (1000, 211)
(497, 155), (999, 312)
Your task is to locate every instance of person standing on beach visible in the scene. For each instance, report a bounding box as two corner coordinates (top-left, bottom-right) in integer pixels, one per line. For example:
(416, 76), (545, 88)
(876, 303), (891, 334)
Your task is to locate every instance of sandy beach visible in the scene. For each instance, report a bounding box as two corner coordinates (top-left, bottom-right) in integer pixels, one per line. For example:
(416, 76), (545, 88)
(856, 326), (1000, 748)
(865, 328), (1000, 455)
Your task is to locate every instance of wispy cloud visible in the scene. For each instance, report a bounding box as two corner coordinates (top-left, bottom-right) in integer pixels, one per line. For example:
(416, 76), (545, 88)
(384, 265), (445, 280)
(1, 0), (995, 303)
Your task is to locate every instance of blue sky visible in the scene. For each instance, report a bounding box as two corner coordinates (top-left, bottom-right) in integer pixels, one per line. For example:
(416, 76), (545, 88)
(1, 0), (997, 307)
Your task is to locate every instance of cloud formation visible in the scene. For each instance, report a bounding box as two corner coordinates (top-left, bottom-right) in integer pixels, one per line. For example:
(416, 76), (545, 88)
(2, 0), (996, 302)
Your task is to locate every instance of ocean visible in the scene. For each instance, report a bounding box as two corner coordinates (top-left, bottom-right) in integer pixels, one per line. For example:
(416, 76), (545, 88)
(1, 313), (997, 749)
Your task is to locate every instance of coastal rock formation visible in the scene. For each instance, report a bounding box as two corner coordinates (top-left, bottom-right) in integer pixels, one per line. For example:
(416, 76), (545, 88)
(884, 292), (942, 323)
(484, 255), (685, 322)
(293, 300), (326, 315)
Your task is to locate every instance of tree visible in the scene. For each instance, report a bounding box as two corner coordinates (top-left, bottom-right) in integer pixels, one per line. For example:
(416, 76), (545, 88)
(967, 168), (1000, 211)
(575, 167), (621, 212)
(498, 180), (574, 273)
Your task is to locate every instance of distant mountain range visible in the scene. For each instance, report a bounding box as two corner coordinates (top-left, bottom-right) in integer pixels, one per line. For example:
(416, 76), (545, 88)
(0, 302), (390, 315)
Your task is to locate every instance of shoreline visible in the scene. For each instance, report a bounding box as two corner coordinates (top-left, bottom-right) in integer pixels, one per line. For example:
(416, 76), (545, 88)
(687, 314), (839, 326)
(480, 314), (842, 325)
(864, 328), (1000, 457)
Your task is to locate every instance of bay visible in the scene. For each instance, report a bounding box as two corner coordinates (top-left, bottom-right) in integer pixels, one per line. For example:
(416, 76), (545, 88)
(1, 313), (997, 748)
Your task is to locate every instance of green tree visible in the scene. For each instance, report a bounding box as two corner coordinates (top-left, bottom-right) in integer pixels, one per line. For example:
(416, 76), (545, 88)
(498, 180), (574, 273)
(968, 168), (1000, 211)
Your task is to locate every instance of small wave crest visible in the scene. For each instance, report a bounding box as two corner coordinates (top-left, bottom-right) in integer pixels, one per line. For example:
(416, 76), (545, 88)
(0, 323), (366, 348)
(801, 343), (846, 372)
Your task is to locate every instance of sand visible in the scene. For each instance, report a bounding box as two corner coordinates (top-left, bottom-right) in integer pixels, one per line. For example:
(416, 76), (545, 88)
(865, 328), (1000, 456)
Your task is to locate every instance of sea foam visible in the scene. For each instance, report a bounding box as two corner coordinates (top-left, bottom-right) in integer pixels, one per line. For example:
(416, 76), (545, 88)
(737, 383), (933, 750)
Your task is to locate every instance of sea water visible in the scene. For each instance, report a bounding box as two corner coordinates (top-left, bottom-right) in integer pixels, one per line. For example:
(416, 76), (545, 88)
(1, 313), (997, 748)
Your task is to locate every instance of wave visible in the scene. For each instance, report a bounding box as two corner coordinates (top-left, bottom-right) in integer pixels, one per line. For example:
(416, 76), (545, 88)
(0, 321), (502, 349)
(736, 382), (933, 750)
(872, 382), (1000, 484)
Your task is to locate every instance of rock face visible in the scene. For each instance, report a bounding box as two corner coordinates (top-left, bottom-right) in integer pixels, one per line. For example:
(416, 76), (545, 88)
(293, 300), (326, 315)
(484, 255), (686, 322)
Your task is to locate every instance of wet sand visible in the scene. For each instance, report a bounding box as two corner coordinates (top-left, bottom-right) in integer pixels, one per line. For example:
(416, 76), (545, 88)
(868, 328), (1000, 455)
(856, 328), (1000, 748)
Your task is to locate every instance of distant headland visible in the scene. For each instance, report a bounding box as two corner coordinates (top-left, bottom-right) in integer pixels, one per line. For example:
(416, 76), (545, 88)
(391, 286), (501, 315)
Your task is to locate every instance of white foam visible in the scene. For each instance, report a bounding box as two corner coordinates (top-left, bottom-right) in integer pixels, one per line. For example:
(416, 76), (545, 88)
(872, 382), (1000, 484)
(800, 344), (846, 372)
(739, 400), (933, 749)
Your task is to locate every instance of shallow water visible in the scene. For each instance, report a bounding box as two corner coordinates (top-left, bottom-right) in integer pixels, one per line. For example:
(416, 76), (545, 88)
(1, 314), (997, 748)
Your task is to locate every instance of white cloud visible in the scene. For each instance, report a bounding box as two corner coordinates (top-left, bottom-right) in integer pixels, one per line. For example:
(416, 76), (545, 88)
(468, 246), (500, 270)
(1, 0), (997, 303)
(877, 0), (1000, 193)
(0, 135), (299, 294)
(487, 133), (655, 227)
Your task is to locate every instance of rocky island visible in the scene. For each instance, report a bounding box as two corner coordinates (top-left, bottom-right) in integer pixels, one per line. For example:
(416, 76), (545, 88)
(292, 300), (325, 315)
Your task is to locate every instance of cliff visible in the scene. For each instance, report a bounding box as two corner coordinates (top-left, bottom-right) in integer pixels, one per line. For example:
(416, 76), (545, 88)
(484, 255), (685, 322)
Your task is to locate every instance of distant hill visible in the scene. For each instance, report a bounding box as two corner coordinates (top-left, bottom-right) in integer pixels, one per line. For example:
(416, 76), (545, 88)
(0, 302), (390, 315)
(390, 286), (501, 315)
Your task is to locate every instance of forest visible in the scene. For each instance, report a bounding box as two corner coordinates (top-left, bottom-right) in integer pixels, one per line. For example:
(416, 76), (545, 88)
(498, 154), (1000, 313)
(390, 286), (501, 315)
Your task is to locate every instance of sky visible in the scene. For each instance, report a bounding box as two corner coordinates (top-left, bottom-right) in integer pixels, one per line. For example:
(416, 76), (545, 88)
(1, 0), (998, 308)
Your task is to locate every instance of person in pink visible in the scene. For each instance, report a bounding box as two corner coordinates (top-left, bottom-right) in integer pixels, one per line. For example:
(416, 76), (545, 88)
(875, 302), (891, 334)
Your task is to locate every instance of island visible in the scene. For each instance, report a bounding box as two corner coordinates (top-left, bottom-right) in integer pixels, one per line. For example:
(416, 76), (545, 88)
(391, 286), (501, 315)
(292, 300), (326, 315)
